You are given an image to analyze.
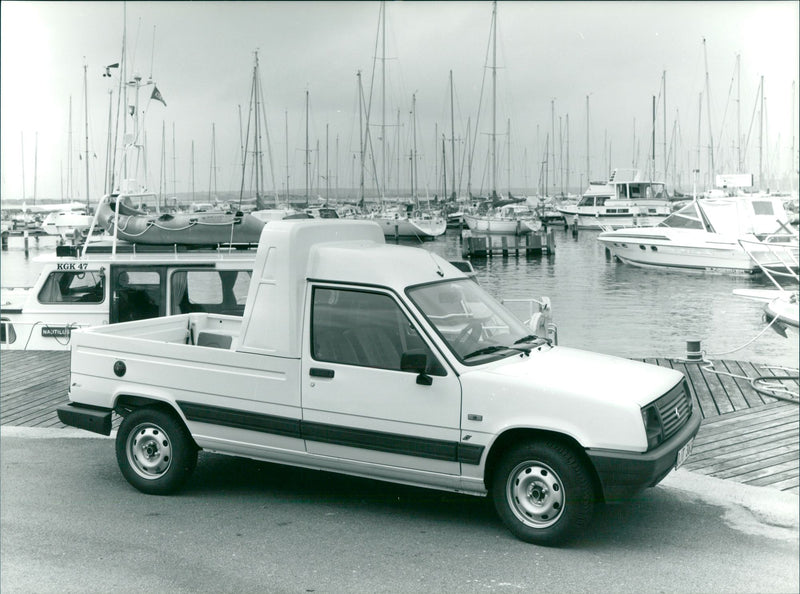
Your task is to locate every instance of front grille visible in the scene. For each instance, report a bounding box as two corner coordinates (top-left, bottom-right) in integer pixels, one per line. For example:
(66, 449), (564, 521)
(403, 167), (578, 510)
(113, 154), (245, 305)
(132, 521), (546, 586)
(654, 380), (692, 441)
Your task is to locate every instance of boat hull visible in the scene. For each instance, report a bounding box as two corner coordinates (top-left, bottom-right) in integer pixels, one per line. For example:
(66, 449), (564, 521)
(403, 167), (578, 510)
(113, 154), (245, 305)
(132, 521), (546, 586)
(764, 293), (799, 330)
(597, 229), (766, 273)
(463, 215), (539, 235)
(373, 215), (446, 238)
(557, 207), (670, 230)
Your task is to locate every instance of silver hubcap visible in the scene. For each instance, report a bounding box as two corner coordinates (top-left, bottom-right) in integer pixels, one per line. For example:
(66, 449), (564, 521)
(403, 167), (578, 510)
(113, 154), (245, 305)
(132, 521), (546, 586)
(127, 423), (172, 480)
(506, 461), (564, 528)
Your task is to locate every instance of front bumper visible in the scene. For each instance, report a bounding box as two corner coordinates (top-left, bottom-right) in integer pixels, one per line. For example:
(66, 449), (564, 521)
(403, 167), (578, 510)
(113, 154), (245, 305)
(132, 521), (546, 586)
(57, 402), (113, 436)
(586, 407), (701, 501)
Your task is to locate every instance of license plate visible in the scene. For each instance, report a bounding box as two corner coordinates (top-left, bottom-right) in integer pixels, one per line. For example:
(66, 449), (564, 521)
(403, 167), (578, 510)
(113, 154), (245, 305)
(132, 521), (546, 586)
(675, 438), (694, 469)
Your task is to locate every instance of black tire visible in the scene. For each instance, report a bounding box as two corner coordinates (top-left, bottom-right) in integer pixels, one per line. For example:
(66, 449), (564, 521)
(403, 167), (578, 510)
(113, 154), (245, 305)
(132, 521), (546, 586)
(491, 441), (594, 545)
(115, 407), (197, 495)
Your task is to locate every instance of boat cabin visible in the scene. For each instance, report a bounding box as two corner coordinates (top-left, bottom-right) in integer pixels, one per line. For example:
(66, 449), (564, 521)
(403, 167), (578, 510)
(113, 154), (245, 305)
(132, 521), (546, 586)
(1, 243), (255, 350)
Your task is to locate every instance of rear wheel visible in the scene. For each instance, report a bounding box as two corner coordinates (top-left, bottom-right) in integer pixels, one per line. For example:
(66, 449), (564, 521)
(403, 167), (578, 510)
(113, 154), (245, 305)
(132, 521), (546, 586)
(492, 441), (594, 545)
(115, 407), (197, 495)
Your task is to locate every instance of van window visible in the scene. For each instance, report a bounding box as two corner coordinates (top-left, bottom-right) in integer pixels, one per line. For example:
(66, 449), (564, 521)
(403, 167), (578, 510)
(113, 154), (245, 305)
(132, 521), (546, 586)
(38, 271), (105, 304)
(171, 270), (251, 316)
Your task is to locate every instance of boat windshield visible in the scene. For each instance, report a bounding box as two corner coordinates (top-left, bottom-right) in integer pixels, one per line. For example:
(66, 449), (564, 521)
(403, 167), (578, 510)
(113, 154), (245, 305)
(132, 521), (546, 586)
(407, 279), (541, 364)
(658, 201), (706, 230)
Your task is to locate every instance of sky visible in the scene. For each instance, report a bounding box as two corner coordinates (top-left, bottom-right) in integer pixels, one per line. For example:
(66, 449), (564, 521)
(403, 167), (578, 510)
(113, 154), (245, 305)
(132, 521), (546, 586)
(1, 0), (798, 203)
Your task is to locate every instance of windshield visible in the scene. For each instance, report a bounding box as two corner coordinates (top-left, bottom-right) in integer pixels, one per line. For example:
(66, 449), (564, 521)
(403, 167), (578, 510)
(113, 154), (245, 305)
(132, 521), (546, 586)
(407, 279), (541, 364)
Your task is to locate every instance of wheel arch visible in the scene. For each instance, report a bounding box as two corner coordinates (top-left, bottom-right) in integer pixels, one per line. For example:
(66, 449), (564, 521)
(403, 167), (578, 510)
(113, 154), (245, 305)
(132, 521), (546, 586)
(483, 428), (604, 501)
(114, 393), (186, 425)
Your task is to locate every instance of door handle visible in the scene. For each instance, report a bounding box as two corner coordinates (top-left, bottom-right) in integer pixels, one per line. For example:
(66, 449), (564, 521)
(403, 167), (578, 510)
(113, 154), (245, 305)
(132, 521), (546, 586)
(309, 368), (334, 379)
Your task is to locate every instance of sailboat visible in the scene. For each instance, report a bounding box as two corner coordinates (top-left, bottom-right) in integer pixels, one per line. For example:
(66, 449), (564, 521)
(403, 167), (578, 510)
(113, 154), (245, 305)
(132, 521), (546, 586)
(364, 1), (446, 240)
(42, 67), (95, 241)
(463, 1), (540, 236)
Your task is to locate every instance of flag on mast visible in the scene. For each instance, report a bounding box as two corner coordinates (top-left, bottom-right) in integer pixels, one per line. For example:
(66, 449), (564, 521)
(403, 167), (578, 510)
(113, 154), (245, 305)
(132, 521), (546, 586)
(151, 86), (167, 106)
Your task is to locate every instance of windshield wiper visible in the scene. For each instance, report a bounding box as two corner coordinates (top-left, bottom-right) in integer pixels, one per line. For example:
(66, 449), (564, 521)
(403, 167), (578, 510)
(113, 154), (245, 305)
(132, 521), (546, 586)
(463, 345), (525, 360)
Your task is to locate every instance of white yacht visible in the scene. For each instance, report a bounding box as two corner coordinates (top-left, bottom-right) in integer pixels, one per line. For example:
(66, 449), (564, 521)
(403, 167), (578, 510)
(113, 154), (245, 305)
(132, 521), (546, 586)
(464, 203), (541, 235)
(40, 209), (94, 240)
(557, 169), (672, 229)
(369, 206), (447, 239)
(597, 194), (798, 273)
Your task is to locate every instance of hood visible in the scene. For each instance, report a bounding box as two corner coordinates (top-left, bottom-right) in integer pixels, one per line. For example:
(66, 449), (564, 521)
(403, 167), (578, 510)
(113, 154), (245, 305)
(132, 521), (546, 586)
(472, 345), (682, 408)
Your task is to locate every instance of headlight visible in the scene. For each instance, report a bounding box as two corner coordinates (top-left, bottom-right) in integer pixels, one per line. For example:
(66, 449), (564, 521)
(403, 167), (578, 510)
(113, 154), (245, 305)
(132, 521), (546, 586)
(641, 405), (663, 450)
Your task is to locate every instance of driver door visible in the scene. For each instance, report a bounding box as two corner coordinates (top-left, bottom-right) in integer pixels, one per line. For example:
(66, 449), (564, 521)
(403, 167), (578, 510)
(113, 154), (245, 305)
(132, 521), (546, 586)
(301, 284), (464, 476)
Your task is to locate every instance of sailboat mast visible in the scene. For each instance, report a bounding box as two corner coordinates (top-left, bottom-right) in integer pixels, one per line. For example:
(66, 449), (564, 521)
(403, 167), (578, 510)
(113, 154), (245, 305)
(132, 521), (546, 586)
(663, 70), (667, 183)
(305, 89), (310, 206)
(104, 90), (113, 195)
(442, 134), (447, 204)
(564, 114), (569, 194)
(358, 71), (365, 206)
(736, 54), (741, 172)
(450, 69), (456, 200)
(68, 96), (73, 200)
(491, 0), (497, 198)
(172, 122), (176, 198)
(381, 0), (386, 201)
(20, 133), (25, 202)
(285, 110), (290, 203)
(703, 38), (715, 183)
(34, 132), (38, 206)
(507, 118), (511, 195)
(83, 62), (90, 209)
(411, 92), (416, 200)
(551, 99), (555, 196)
(759, 75), (764, 190)
(586, 95), (590, 183)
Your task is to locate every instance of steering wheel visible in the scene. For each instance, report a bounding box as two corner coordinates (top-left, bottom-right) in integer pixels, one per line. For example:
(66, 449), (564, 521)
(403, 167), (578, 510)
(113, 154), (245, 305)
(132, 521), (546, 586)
(455, 320), (482, 347)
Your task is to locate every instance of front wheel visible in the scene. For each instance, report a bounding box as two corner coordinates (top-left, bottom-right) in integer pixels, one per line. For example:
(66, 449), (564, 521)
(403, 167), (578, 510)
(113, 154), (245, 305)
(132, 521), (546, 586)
(492, 441), (594, 545)
(115, 407), (197, 495)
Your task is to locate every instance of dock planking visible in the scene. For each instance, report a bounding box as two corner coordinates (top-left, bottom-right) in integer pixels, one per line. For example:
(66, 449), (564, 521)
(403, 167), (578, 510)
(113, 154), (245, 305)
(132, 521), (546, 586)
(2, 350), (798, 493)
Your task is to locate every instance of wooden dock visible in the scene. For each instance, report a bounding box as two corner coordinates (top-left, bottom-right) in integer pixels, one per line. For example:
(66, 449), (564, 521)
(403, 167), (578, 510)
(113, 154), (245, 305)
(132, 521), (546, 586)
(461, 229), (555, 258)
(1, 350), (797, 493)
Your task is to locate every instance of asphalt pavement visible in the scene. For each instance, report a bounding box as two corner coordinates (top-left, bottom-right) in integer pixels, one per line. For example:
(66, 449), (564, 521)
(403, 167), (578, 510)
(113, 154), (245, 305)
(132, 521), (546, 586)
(1, 427), (798, 593)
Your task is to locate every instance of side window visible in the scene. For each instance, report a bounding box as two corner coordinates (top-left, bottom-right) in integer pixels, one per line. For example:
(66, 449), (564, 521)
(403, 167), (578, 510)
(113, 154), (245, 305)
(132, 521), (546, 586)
(311, 287), (444, 375)
(171, 270), (251, 315)
(116, 270), (161, 322)
(38, 271), (105, 304)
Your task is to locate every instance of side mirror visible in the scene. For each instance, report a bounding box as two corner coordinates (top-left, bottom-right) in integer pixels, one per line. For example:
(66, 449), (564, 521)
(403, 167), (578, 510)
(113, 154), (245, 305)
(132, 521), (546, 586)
(401, 351), (433, 386)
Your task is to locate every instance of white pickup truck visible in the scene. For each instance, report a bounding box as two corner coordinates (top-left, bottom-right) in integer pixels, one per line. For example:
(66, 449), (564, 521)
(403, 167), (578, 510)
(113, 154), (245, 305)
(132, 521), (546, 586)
(58, 219), (700, 545)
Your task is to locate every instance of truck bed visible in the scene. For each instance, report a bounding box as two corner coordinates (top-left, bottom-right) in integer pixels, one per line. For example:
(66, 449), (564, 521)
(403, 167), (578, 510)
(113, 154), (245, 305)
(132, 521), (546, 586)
(74, 313), (244, 350)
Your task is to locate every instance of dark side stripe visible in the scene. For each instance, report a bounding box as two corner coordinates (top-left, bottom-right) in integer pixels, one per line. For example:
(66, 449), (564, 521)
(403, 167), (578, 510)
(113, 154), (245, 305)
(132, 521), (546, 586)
(177, 401), (484, 465)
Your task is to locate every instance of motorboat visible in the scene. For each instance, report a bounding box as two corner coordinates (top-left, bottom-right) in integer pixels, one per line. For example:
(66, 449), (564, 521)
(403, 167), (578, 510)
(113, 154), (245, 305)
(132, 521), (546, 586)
(733, 237), (799, 336)
(464, 203), (541, 235)
(557, 169), (672, 229)
(597, 193), (798, 273)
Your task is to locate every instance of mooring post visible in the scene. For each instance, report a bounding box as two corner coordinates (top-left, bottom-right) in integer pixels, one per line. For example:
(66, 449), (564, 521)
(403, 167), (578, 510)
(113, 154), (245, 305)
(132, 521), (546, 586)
(394, 224), (399, 244)
(685, 340), (703, 362)
(546, 227), (555, 253)
(23, 230), (29, 258)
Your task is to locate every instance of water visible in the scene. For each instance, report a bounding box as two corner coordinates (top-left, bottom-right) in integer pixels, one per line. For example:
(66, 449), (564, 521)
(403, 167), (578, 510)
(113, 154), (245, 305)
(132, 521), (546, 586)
(2, 230), (797, 368)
